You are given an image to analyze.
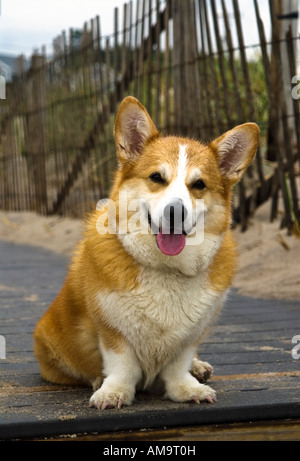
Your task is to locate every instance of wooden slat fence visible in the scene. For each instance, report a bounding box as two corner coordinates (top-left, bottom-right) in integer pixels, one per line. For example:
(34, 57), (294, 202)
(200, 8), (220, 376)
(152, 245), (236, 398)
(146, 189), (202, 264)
(0, 0), (299, 232)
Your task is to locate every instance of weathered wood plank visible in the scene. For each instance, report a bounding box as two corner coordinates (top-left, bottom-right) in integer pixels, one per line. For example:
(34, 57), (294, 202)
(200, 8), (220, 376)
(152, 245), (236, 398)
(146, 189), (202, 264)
(47, 419), (300, 441)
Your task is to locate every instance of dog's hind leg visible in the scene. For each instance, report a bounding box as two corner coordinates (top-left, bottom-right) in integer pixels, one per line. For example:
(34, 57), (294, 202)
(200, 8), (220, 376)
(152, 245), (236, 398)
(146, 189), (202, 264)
(34, 334), (88, 386)
(190, 357), (213, 383)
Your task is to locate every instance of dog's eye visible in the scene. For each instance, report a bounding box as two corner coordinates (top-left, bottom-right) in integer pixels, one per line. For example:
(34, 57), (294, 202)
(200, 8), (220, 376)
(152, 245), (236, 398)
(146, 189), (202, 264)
(192, 179), (206, 191)
(149, 172), (165, 184)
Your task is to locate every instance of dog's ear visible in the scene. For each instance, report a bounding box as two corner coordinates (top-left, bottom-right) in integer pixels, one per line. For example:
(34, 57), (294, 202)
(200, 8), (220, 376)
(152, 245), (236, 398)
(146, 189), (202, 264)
(210, 123), (259, 184)
(114, 96), (158, 163)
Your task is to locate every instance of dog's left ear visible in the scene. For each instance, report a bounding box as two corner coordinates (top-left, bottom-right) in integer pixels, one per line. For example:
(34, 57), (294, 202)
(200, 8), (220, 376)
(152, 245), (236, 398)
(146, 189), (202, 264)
(210, 123), (259, 184)
(114, 96), (158, 164)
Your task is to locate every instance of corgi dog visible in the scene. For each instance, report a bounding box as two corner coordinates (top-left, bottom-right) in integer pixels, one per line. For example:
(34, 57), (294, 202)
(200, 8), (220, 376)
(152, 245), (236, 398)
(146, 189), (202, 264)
(34, 96), (259, 409)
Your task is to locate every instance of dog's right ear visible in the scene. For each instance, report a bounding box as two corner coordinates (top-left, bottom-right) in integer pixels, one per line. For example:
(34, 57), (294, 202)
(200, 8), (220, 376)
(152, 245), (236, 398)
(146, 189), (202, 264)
(114, 97), (158, 164)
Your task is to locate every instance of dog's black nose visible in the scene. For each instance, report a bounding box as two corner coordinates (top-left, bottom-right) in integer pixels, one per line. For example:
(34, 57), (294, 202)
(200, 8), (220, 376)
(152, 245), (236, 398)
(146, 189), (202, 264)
(163, 199), (187, 231)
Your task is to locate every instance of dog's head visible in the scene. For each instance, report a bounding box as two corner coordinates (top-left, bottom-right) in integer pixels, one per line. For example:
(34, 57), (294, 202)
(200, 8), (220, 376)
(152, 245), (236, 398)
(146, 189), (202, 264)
(108, 97), (259, 274)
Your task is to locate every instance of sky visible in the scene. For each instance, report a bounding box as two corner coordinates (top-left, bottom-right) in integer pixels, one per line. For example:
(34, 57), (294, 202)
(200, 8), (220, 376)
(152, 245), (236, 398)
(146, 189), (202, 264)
(0, 0), (126, 56)
(0, 0), (298, 58)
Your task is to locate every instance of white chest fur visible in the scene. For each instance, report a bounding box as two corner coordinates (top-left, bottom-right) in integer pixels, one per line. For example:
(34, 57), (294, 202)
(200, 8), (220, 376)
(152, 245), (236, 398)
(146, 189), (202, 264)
(97, 267), (226, 385)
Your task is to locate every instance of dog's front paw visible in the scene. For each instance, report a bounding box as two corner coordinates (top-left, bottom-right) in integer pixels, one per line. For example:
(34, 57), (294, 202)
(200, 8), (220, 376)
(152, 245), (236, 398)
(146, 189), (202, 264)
(190, 358), (213, 383)
(165, 375), (216, 404)
(89, 384), (135, 410)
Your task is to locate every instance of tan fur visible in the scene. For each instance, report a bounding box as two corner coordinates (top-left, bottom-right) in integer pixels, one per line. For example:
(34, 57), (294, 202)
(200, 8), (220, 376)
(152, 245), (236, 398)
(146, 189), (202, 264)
(34, 220), (139, 386)
(34, 96), (259, 408)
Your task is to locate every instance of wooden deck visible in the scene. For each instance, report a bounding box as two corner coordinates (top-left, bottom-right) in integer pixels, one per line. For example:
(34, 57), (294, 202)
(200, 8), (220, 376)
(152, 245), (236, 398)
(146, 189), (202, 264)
(0, 240), (299, 441)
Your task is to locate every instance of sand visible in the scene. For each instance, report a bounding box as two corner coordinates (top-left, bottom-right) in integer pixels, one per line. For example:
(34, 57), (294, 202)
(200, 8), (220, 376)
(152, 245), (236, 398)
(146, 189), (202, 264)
(0, 202), (299, 301)
(233, 204), (300, 300)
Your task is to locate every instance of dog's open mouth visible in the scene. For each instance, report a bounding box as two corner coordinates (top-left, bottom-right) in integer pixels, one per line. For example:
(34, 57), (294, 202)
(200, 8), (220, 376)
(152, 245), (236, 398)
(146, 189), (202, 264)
(148, 213), (186, 256)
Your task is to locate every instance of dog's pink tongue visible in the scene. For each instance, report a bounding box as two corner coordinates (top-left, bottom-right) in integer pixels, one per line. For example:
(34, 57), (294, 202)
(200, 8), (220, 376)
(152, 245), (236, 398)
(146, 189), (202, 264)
(156, 231), (186, 256)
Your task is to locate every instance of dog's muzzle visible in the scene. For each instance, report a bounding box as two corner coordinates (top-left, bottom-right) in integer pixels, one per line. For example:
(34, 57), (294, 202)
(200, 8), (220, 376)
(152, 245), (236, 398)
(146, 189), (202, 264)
(162, 199), (188, 234)
(148, 199), (189, 256)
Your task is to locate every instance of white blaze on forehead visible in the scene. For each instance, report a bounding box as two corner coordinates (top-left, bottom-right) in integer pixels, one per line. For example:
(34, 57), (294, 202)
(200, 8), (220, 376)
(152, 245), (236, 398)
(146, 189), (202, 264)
(162, 143), (192, 219)
(170, 144), (190, 201)
(177, 144), (188, 182)
(177, 146), (203, 188)
(159, 143), (189, 200)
